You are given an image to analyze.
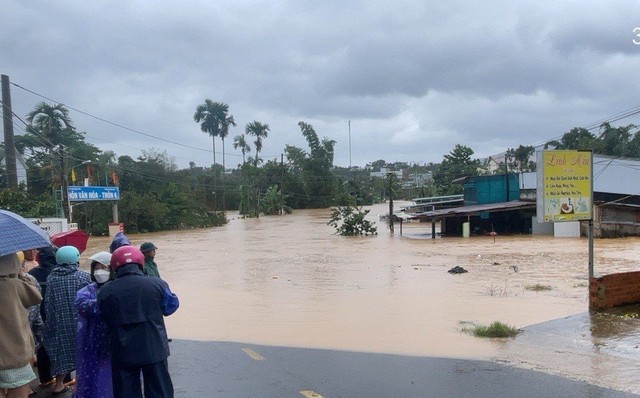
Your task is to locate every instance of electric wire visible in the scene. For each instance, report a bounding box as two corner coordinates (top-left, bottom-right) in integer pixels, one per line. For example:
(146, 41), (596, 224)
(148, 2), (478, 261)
(9, 82), (281, 160)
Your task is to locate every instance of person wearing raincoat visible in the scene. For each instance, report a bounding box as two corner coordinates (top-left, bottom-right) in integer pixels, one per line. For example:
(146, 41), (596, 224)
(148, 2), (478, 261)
(0, 253), (42, 398)
(43, 246), (91, 395)
(74, 251), (113, 398)
(108, 232), (130, 254)
(28, 245), (61, 389)
(98, 246), (179, 398)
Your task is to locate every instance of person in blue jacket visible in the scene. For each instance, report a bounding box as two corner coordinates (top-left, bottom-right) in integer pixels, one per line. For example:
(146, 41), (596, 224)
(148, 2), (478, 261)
(97, 246), (179, 398)
(74, 251), (114, 398)
(108, 232), (130, 254)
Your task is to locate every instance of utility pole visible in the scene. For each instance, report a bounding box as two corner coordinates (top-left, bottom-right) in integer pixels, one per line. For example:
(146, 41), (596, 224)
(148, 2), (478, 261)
(504, 153), (510, 201)
(60, 145), (69, 220)
(348, 120), (352, 169)
(387, 173), (395, 233)
(1, 74), (18, 189)
(348, 120), (354, 182)
(280, 153), (285, 215)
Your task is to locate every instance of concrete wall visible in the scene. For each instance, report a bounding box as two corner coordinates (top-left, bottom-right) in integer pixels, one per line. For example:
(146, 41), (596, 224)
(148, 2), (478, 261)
(553, 221), (580, 237)
(28, 218), (69, 236)
(589, 271), (640, 310)
(531, 216), (553, 235)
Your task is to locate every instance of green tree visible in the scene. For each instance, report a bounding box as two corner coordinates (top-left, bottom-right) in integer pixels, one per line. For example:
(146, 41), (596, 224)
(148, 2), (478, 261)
(219, 113), (236, 170)
(25, 102), (74, 155)
(261, 185), (292, 215)
(94, 150), (117, 186)
(596, 123), (634, 157)
(0, 186), (55, 217)
(545, 127), (598, 151)
(546, 123), (639, 158)
(433, 144), (480, 195)
(284, 122), (338, 208)
(506, 145), (536, 173)
(328, 205), (377, 236)
(22, 102), (78, 194)
(245, 121), (270, 166)
(233, 134), (251, 164)
(21, 103), (102, 218)
(193, 100), (234, 167)
(369, 159), (386, 171)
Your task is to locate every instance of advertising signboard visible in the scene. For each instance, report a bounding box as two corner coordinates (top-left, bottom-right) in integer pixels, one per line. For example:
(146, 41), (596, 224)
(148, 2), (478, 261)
(536, 150), (592, 223)
(68, 186), (120, 202)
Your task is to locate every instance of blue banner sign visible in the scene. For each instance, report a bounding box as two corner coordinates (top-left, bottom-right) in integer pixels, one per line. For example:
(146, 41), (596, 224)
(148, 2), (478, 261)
(68, 186), (120, 201)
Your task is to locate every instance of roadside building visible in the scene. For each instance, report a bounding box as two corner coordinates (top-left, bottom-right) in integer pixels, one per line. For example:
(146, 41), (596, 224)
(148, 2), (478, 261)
(409, 154), (640, 238)
(0, 147), (28, 187)
(369, 166), (404, 179)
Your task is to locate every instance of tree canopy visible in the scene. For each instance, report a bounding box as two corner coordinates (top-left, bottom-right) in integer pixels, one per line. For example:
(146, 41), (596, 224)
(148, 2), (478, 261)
(546, 123), (640, 157)
(194, 100), (235, 167)
(432, 144), (480, 195)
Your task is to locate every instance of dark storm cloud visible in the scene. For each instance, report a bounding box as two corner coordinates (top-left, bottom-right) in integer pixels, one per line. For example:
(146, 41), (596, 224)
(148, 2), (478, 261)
(2, 0), (640, 168)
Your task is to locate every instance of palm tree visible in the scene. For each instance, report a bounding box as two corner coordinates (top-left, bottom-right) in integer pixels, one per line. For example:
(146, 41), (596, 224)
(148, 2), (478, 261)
(96, 150), (117, 185)
(219, 114), (236, 170)
(233, 134), (251, 164)
(193, 100), (233, 167)
(26, 102), (76, 218)
(245, 121), (270, 166)
(26, 102), (74, 154)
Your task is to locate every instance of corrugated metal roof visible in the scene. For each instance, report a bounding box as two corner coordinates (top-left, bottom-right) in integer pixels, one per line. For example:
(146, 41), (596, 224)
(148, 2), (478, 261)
(409, 200), (536, 220)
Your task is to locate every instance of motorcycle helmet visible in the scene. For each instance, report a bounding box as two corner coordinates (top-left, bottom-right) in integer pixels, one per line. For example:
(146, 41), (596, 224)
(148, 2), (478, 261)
(55, 245), (80, 265)
(110, 246), (145, 271)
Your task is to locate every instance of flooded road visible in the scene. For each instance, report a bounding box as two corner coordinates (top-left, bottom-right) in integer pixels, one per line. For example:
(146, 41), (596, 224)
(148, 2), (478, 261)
(85, 202), (640, 393)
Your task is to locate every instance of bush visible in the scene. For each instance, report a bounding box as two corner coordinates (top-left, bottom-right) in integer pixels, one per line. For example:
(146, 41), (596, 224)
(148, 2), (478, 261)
(524, 284), (552, 291)
(261, 185), (292, 215)
(462, 321), (519, 338)
(328, 205), (377, 236)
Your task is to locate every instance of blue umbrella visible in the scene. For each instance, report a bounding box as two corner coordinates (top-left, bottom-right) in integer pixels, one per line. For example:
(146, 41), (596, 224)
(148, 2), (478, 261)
(0, 209), (51, 256)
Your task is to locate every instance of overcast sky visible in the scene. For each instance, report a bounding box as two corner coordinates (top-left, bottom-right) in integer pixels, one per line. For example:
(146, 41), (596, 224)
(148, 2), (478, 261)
(2, 1), (640, 169)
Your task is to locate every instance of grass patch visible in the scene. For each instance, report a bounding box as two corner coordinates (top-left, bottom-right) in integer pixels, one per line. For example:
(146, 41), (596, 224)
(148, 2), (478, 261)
(462, 321), (519, 338)
(572, 282), (588, 288)
(524, 283), (552, 291)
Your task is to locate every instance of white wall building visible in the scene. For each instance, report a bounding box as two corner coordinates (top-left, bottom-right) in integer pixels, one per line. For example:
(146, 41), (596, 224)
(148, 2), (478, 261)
(0, 148), (28, 186)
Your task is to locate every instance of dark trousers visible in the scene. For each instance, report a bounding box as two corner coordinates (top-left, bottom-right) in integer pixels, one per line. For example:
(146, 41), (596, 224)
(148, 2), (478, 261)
(112, 359), (174, 398)
(36, 345), (53, 383)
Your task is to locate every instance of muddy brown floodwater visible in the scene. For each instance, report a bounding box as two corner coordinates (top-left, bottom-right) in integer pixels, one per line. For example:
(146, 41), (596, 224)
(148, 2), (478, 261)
(84, 202), (640, 394)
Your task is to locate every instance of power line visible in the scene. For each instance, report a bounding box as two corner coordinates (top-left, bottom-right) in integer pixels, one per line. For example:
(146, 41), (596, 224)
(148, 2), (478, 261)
(583, 106), (640, 131)
(9, 82), (287, 161)
(10, 82), (214, 153)
(531, 106), (640, 149)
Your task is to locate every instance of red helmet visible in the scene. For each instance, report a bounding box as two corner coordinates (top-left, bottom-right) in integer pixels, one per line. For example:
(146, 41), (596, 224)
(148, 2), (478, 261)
(110, 246), (145, 271)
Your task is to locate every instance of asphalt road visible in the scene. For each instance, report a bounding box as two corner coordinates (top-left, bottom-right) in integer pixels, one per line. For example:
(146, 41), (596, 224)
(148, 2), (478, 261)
(168, 340), (640, 398)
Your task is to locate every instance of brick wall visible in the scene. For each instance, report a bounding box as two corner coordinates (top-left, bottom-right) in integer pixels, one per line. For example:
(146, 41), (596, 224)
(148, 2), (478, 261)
(589, 271), (640, 310)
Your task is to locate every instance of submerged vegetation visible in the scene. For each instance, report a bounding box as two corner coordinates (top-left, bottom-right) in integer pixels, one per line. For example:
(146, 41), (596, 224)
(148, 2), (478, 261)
(462, 321), (520, 338)
(328, 205), (378, 236)
(525, 284), (553, 291)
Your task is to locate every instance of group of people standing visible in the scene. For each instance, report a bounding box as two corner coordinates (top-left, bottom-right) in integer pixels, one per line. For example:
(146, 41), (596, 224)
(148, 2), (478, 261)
(0, 232), (179, 398)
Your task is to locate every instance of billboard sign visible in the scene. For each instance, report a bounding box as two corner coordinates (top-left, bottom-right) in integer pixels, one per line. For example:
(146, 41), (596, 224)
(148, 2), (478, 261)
(68, 186), (120, 202)
(537, 150), (592, 223)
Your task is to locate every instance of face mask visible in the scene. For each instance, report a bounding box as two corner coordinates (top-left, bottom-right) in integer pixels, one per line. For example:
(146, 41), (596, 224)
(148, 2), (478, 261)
(94, 269), (111, 284)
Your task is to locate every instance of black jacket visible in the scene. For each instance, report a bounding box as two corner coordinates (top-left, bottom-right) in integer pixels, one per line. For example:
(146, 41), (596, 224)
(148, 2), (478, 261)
(28, 246), (57, 320)
(97, 264), (179, 366)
